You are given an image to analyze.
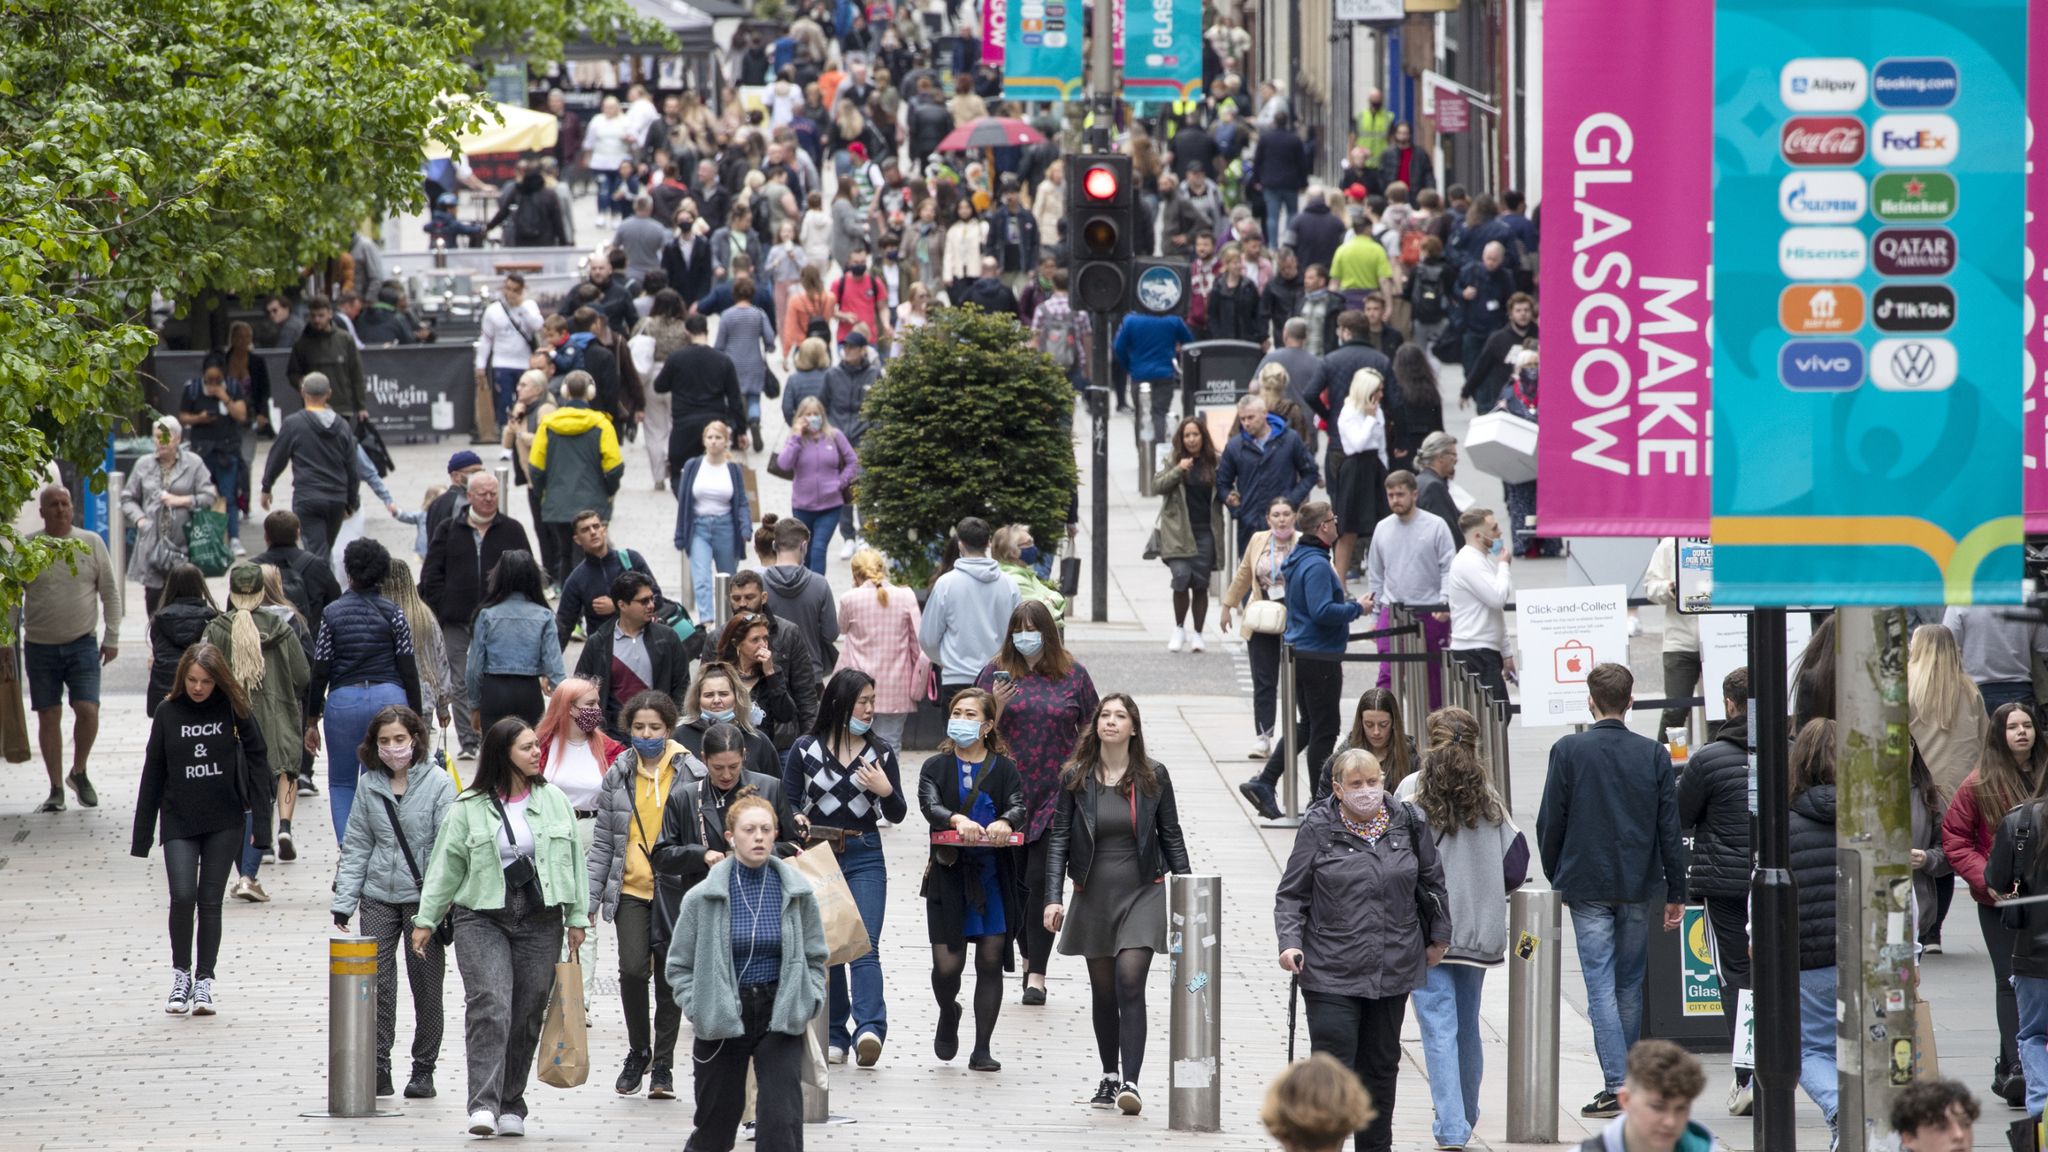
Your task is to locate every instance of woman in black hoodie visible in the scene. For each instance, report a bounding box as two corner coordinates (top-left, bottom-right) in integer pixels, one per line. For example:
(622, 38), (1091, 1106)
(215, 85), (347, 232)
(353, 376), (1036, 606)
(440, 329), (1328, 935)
(132, 641), (273, 1018)
(146, 563), (220, 717)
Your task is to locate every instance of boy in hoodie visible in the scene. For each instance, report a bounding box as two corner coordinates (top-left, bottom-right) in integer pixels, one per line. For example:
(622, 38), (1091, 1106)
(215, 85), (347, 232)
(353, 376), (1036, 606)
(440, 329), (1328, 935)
(1583, 1040), (1722, 1152)
(761, 518), (840, 680)
(919, 517), (1021, 701)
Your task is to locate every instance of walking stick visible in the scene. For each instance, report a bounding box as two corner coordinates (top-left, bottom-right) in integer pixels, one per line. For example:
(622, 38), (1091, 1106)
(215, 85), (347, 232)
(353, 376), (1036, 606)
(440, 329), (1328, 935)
(1287, 973), (1300, 1061)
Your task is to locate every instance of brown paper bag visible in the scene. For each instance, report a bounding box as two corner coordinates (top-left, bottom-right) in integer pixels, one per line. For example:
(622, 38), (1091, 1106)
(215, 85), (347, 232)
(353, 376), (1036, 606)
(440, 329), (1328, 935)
(536, 960), (590, 1088)
(741, 464), (761, 519)
(790, 842), (871, 966)
(472, 378), (500, 445)
(0, 662), (29, 763)
(1915, 999), (1939, 1080)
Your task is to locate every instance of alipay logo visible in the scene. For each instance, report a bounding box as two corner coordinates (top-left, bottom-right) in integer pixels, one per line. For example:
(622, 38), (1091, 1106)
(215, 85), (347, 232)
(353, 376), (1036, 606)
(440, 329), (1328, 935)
(1780, 171), (1866, 224)
(1873, 114), (1959, 166)
(1778, 340), (1865, 391)
(1779, 227), (1868, 279)
(1780, 58), (1868, 111)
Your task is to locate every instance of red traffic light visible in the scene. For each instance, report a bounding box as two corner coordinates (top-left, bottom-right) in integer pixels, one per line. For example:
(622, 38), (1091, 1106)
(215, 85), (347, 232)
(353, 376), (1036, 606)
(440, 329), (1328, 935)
(1083, 165), (1119, 202)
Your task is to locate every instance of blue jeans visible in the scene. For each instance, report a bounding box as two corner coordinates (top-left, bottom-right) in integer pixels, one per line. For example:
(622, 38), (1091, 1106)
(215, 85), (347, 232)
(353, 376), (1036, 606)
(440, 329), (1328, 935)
(325, 681), (408, 846)
(1569, 900), (1649, 1091)
(1263, 188), (1296, 249)
(792, 506), (842, 574)
(238, 811), (264, 879)
(201, 451), (242, 542)
(1411, 963), (1486, 1146)
(689, 514), (740, 622)
(828, 831), (888, 1048)
(594, 171), (622, 217)
(1983, 681), (2035, 716)
(489, 368), (525, 428)
(1799, 966), (1840, 1142)
(2019, 975), (2048, 1116)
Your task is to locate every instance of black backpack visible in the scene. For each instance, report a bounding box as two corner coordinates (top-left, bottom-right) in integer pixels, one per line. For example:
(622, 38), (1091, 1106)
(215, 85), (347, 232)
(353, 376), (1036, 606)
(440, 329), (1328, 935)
(1411, 262), (1449, 324)
(511, 190), (556, 247)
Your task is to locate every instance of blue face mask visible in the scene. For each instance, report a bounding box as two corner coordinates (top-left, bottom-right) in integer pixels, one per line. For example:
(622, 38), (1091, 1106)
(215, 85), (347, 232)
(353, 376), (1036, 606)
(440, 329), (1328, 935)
(1011, 630), (1044, 658)
(849, 716), (873, 735)
(704, 707), (737, 724)
(1017, 546), (1040, 566)
(947, 719), (984, 746)
(749, 703), (767, 727)
(633, 736), (669, 761)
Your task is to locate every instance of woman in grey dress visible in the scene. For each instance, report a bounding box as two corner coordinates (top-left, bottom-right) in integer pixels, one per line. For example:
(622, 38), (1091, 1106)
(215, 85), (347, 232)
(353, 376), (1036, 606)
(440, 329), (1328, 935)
(1042, 693), (1190, 1118)
(711, 274), (777, 448)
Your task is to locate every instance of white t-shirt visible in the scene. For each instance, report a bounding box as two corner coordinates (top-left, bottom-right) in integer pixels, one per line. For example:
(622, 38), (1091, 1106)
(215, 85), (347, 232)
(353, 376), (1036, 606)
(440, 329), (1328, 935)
(496, 793), (536, 867)
(693, 461), (735, 518)
(586, 114), (633, 171)
(549, 737), (607, 811)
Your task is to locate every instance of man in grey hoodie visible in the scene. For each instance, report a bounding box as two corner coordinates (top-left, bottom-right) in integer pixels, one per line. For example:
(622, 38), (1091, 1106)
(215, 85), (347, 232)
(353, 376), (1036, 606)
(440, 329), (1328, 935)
(919, 517), (1022, 700)
(762, 518), (840, 679)
(260, 373), (361, 563)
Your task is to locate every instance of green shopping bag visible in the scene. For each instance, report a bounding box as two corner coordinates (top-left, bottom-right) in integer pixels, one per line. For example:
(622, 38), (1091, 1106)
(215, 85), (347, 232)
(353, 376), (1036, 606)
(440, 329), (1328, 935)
(185, 507), (231, 577)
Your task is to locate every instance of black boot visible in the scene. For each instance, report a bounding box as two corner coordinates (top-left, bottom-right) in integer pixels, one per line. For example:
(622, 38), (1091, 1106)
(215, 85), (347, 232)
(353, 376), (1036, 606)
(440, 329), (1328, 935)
(375, 1064), (395, 1098)
(749, 420), (764, 452)
(2005, 1057), (2030, 1108)
(404, 1064), (437, 1098)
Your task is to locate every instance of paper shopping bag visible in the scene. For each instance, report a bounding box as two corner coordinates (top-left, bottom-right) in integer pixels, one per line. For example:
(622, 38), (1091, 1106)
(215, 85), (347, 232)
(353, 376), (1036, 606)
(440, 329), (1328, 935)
(790, 842), (871, 966)
(0, 658), (29, 764)
(536, 961), (590, 1088)
(1915, 999), (1939, 1080)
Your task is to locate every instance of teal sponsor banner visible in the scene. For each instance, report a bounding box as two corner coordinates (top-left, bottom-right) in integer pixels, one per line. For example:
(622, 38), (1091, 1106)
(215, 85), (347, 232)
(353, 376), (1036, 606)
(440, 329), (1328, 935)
(1000, 0), (1084, 102)
(1710, 0), (2026, 605)
(1122, 0), (1202, 107)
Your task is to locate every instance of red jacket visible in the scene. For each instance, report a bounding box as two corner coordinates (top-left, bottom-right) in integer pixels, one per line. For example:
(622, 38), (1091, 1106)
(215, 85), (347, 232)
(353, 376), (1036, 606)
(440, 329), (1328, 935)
(1942, 769), (2001, 905)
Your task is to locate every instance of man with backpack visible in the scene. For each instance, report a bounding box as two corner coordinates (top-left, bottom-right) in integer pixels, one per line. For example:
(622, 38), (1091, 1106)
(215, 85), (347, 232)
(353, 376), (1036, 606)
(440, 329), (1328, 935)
(1113, 307), (1198, 442)
(475, 273), (545, 431)
(486, 164), (569, 248)
(830, 242), (891, 349)
(1406, 235), (1454, 355)
(1030, 268), (1093, 390)
(251, 508), (340, 796)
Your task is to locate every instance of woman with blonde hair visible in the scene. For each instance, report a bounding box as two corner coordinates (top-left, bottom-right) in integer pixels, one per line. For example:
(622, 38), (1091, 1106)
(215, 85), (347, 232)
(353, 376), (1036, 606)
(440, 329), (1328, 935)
(781, 336), (833, 425)
(835, 548), (925, 750)
(678, 659), (783, 780)
(675, 420), (754, 622)
(1333, 367), (1391, 577)
(380, 560), (455, 735)
(203, 562), (310, 901)
(1260, 1054), (1376, 1152)
(1909, 622), (1985, 954)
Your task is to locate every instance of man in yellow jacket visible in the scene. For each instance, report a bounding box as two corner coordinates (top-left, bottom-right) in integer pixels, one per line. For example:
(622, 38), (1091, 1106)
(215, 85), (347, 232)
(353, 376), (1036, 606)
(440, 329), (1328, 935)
(528, 371), (625, 585)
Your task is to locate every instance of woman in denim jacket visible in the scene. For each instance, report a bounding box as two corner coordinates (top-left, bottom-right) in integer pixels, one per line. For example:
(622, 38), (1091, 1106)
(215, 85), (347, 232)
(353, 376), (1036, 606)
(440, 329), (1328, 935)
(464, 551), (565, 734)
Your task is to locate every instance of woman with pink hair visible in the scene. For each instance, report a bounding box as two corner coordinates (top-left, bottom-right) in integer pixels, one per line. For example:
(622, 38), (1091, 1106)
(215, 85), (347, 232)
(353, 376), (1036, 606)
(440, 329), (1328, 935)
(535, 676), (623, 994)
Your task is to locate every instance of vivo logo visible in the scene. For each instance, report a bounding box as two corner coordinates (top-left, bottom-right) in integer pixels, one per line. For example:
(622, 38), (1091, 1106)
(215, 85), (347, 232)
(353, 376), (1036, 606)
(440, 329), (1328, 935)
(1872, 114), (1960, 166)
(1778, 340), (1866, 391)
(1781, 58), (1869, 111)
(1779, 171), (1866, 223)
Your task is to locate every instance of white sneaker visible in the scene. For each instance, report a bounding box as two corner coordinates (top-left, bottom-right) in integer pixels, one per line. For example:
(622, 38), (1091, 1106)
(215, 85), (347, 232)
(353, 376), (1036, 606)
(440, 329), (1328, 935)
(496, 1113), (524, 1137)
(1167, 627), (1186, 653)
(165, 968), (193, 1014)
(1627, 615), (1643, 637)
(1726, 1076), (1753, 1116)
(1249, 733), (1271, 760)
(243, 877), (271, 903)
(227, 876), (250, 902)
(839, 538), (857, 560)
(191, 977), (216, 1016)
(1189, 631), (1205, 653)
(827, 1046), (847, 1065)
(467, 1109), (497, 1136)
(230, 539), (246, 557)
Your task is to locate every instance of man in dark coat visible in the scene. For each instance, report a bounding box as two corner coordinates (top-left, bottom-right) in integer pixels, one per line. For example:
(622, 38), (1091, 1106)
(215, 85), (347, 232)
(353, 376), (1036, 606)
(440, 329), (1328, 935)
(1289, 189), (1348, 277)
(1676, 667), (1754, 1089)
(651, 314), (746, 485)
(661, 206), (715, 307)
(418, 470), (531, 758)
(1375, 121), (1436, 192)
(573, 569), (693, 739)
(1251, 112), (1310, 252)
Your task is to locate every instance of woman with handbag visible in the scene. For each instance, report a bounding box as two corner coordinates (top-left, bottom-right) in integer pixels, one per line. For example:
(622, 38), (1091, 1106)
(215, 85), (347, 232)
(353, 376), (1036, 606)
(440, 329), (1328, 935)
(1333, 368), (1391, 576)
(972, 602), (1098, 1005)
(1786, 719), (1841, 1145)
(919, 688), (1027, 1070)
(1986, 745), (2048, 1119)
(1043, 694), (1191, 1116)
(410, 716), (589, 1139)
(132, 641), (274, 1018)
(331, 705), (455, 1101)
(651, 720), (803, 944)
(834, 548), (925, 752)
(1494, 345), (1556, 558)
(666, 793), (827, 1152)
(535, 676), (622, 1003)
(781, 669), (908, 1067)
(632, 289), (691, 489)
(1153, 418), (1225, 654)
(308, 538), (423, 845)
(1942, 700), (2047, 1107)
(1274, 747), (1450, 1152)
(676, 660), (783, 781)
(1219, 497), (1298, 763)
(123, 415), (219, 617)
(674, 420), (754, 624)
(1405, 708), (1527, 1150)
(774, 396), (859, 575)
(203, 561), (310, 904)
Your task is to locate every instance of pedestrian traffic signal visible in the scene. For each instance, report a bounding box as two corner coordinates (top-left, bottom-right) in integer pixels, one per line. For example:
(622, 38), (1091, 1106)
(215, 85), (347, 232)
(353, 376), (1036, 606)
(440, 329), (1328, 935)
(1067, 153), (1133, 313)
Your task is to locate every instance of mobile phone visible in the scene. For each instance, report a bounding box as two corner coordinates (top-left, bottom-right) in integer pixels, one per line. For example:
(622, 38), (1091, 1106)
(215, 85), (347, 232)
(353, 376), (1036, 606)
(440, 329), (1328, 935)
(993, 670), (1012, 686)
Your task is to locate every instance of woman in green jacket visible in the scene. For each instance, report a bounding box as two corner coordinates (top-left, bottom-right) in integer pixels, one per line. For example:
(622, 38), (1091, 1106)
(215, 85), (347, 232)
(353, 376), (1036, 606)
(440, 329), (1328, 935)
(411, 716), (590, 1139)
(1153, 417), (1226, 653)
(666, 793), (826, 1152)
(204, 561), (310, 902)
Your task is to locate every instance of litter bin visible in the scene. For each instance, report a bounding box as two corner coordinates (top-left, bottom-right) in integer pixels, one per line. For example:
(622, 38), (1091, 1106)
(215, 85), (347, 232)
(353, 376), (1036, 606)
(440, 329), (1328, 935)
(1641, 834), (1729, 1053)
(1178, 340), (1266, 417)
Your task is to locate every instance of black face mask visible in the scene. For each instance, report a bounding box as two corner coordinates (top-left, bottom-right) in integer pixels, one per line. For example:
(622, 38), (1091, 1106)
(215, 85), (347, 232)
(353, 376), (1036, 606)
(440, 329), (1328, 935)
(847, 263), (867, 276)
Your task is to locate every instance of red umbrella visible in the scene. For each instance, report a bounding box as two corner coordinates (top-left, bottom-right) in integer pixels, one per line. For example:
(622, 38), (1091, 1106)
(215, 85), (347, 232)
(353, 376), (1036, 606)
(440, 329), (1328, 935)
(935, 117), (1047, 151)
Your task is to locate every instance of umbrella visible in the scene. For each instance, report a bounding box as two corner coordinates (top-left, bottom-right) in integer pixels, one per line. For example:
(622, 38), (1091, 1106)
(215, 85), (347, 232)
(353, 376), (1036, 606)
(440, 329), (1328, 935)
(422, 97), (560, 159)
(936, 117), (1047, 152)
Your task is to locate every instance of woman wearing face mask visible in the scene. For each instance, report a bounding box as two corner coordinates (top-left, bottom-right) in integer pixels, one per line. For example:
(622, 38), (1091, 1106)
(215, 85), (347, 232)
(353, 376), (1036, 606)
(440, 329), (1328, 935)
(123, 415), (219, 617)
(774, 396), (860, 575)
(1942, 700), (2048, 1107)
(783, 669), (908, 1067)
(990, 524), (1067, 622)
(411, 717), (590, 1139)
(677, 661), (783, 779)
(974, 601), (1098, 1005)
(666, 793), (827, 1152)
(652, 720), (802, 936)
(716, 613), (800, 749)
(1043, 694), (1191, 1116)
(1275, 748), (1450, 1152)
(331, 705), (455, 1100)
(1154, 418), (1225, 654)
(534, 677), (623, 997)
(1221, 497), (1300, 762)
(919, 688), (1027, 1070)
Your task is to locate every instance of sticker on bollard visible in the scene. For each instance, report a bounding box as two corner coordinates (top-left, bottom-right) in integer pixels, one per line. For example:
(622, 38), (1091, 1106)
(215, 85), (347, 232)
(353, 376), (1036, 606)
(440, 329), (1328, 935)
(1516, 931), (1539, 960)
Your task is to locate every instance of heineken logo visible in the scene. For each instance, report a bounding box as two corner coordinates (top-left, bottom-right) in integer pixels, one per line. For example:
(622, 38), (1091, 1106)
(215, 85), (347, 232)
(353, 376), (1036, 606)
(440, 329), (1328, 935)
(1872, 172), (1957, 222)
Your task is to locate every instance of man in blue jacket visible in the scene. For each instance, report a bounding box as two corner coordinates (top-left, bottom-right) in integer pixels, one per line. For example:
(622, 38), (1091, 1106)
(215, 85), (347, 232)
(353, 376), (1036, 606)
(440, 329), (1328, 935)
(1252, 111), (1311, 254)
(1112, 310), (1197, 442)
(1215, 394), (1320, 558)
(1536, 662), (1687, 1120)
(1238, 501), (1369, 819)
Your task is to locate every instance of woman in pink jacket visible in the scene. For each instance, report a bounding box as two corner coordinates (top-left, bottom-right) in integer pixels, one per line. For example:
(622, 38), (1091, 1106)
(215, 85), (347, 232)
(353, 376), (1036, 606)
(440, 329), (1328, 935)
(834, 549), (926, 751)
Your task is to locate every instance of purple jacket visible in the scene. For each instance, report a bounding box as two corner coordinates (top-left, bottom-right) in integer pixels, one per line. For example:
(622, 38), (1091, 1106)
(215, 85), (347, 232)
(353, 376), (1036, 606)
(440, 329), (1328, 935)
(775, 427), (859, 511)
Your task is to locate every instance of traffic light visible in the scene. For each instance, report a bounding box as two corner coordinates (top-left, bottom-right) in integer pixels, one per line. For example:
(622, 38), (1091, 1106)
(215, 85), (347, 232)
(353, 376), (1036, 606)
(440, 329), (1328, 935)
(1067, 153), (1133, 313)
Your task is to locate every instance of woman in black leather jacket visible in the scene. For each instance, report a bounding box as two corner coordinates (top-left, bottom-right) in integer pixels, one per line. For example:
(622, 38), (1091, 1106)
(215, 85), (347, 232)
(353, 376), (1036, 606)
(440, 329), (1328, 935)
(1042, 694), (1190, 1117)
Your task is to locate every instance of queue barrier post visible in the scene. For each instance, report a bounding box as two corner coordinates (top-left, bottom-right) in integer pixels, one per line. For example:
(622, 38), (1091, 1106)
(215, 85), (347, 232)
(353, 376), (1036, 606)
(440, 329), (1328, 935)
(714, 572), (732, 632)
(1136, 381), (1155, 497)
(327, 936), (383, 1118)
(1506, 888), (1562, 1143)
(1278, 643), (1300, 821)
(1167, 874), (1223, 1133)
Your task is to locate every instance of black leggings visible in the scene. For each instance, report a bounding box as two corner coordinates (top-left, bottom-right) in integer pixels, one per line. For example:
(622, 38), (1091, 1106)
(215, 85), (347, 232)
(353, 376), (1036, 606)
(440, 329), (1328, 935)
(164, 825), (240, 979)
(1023, 837), (1056, 974)
(932, 937), (1006, 1057)
(1085, 948), (1154, 1084)
(478, 674), (544, 731)
(1981, 903), (2021, 1067)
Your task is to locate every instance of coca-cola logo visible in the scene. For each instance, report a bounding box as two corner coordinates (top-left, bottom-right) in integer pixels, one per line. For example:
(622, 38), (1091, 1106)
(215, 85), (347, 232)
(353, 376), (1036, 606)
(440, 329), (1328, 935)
(1782, 117), (1867, 165)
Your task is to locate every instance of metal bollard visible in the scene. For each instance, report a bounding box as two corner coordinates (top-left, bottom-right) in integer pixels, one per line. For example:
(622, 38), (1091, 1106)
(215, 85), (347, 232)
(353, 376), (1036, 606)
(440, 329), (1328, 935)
(1136, 381), (1156, 496)
(107, 470), (127, 583)
(329, 935), (379, 1117)
(1167, 874), (1223, 1132)
(1278, 644), (1300, 820)
(1506, 889), (1562, 1143)
(1492, 696), (1514, 805)
(713, 571), (732, 632)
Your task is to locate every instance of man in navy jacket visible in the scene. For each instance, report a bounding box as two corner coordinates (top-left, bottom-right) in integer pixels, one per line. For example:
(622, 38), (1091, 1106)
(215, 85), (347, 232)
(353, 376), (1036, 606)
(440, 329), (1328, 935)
(1251, 111), (1311, 254)
(1536, 662), (1687, 1118)
(1215, 394), (1320, 558)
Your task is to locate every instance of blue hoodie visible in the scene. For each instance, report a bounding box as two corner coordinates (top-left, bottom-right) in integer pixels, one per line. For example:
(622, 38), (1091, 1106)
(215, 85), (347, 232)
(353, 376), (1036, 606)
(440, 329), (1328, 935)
(1216, 414), (1320, 532)
(1279, 536), (1361, 655)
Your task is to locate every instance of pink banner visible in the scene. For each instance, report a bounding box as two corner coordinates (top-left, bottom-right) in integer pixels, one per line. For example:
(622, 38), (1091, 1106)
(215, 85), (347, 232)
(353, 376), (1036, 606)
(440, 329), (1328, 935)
(1114, 0), (1124, 68)
(984, 0), (1005, 66)
(2028, 5), (2048, 530)
(1536, 0), (1713, 536)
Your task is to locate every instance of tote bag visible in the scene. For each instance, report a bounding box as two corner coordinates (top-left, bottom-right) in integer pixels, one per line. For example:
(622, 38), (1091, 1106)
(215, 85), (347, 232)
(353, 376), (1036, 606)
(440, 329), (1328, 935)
(789, 841), (871, 966)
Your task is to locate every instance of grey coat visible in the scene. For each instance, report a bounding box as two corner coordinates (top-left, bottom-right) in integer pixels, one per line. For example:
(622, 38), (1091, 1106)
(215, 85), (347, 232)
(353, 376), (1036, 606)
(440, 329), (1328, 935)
(666, 856), (827, 1039)
(587, 743), (701, 923)
(1275, 795), (1450, 999)
(332, 761), (458, 915)
(121, 450), (220, 586)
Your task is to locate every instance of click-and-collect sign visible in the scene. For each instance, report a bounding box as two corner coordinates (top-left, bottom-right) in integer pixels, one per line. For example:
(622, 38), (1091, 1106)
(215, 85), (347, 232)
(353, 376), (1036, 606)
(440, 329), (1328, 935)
(1710, 0), (2027, 606)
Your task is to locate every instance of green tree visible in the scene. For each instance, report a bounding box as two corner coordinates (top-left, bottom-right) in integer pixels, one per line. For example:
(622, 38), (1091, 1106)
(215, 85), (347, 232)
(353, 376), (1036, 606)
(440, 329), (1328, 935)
(856, 305), (1079, 587)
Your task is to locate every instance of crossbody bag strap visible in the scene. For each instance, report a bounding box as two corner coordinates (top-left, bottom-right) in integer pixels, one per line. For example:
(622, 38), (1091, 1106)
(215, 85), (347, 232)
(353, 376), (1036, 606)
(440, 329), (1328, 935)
(377, 793), (425, 885)
(489, 794), (525, 857)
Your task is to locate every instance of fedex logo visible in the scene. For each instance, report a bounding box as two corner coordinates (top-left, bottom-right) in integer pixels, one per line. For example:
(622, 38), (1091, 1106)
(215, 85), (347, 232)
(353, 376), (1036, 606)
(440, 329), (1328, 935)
(1873, 115), (1959, 166)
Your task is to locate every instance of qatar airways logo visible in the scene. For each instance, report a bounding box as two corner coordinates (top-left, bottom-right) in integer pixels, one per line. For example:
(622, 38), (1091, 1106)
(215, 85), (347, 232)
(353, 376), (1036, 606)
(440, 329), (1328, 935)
(1782, 117), (1866, 165)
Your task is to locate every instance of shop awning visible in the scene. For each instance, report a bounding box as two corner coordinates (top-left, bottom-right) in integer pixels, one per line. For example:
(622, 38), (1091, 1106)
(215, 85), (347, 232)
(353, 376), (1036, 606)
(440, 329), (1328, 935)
(422, 98), (560, 158)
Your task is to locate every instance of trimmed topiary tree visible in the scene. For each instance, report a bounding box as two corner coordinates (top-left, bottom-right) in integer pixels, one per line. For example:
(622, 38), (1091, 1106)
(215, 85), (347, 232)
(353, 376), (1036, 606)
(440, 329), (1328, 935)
(856, 304), (1078, 588)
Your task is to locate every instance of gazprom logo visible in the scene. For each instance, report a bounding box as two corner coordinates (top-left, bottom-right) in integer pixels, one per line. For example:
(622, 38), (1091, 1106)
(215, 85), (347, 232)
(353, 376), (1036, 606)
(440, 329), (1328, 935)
(1778, 340), (1866, 391)
(1779, 171), (1866, 224)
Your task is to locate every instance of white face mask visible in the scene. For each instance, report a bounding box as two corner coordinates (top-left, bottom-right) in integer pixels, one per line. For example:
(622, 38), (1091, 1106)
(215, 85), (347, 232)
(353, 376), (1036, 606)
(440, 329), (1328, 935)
(1338, 784), (1385, 820)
